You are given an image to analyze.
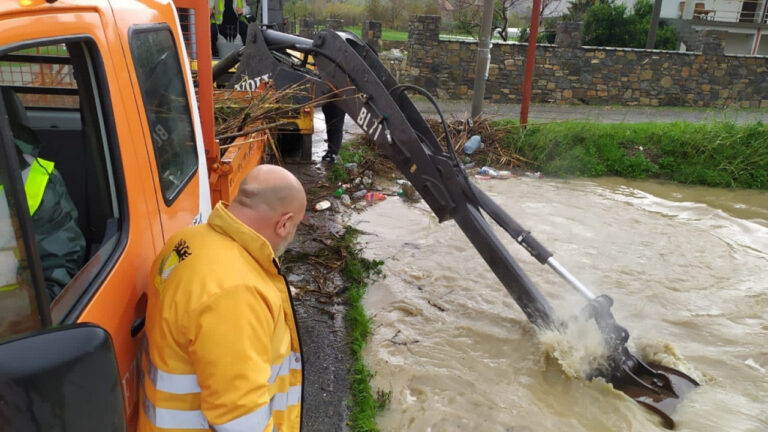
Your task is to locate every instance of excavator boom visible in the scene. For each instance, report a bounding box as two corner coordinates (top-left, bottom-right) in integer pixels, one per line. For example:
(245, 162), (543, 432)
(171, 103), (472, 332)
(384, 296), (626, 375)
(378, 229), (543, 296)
(228, 26), (698, 428)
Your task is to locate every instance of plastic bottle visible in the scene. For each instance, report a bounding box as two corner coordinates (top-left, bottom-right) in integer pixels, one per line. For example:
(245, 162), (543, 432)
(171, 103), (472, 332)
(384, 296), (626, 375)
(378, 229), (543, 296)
(334, 187), (345, 197)
(365, 192), (386, 202)
(478, 166), (499, 178)
(340, 194), (352, 207)
(462, 135), (483, 155)
(352, 189), (368, 199)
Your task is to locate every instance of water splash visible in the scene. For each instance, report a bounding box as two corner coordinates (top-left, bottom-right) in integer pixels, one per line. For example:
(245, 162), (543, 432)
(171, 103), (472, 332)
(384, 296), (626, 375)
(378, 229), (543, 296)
(537, 317), (609, 379)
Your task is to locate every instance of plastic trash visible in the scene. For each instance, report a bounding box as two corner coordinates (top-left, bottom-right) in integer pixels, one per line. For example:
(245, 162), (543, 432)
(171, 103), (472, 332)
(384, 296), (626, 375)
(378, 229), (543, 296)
(344, 163), (358, 171)
(351, 189), (368, 199)
(365, 192), (386, 202)
(478, 166), (499, 178)
(462, 135), (483, 155)
(395, 179), (411, 186)
(498, 170), (513, 179)
(334, 187), (345, 197)
(525, 171), (542, 179)
(340, 194), (352, 207)
(314, 200), (331, 211)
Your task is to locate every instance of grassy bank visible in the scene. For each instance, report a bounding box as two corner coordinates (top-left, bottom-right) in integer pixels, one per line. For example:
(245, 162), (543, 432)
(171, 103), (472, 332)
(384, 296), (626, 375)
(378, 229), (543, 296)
(496, 120), (768, 189)
(340, 227), (388, 431)
(325, 141), (393, 431)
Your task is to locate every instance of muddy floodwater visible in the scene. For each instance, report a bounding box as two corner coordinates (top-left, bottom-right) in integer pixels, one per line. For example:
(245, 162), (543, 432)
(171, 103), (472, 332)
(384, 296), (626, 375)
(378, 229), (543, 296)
(352, 176), (767, 432)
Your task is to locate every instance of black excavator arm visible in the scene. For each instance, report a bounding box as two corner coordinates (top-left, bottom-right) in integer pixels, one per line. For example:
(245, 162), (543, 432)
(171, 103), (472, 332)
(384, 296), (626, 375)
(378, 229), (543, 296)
(221, 26), (698, 429)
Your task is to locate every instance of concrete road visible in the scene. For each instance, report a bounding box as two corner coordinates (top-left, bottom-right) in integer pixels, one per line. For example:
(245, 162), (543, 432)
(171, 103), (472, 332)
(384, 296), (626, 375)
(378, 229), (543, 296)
(413, 100), (768, 124)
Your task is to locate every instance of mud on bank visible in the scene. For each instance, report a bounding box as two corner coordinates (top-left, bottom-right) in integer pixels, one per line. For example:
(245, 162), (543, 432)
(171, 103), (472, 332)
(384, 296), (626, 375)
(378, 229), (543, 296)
(282, 143), (397, 431)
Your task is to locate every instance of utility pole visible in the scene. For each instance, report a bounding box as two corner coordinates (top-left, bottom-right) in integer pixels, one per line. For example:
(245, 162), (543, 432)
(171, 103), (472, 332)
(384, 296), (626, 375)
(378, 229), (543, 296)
(520, 0), (542, 127)
(646, 0), (663, 49)
(471, 0), (496, 118)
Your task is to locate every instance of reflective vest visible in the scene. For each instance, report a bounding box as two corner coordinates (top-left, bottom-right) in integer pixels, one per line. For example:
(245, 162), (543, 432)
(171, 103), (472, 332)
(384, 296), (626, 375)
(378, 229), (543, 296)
(0, 156), (54, 292)
(139, 203), (302, 432)
(210, 0), (224, 24)
(210, 0), (248, 24)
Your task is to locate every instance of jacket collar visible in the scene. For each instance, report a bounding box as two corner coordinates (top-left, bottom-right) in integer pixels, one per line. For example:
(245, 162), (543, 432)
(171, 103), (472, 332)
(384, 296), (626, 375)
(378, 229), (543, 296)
(208, 202), (279, 269)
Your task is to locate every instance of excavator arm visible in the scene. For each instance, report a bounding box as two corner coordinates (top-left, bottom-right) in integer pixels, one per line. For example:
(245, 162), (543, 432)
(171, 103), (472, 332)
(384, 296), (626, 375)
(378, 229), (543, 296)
(224, 27), (698, 429)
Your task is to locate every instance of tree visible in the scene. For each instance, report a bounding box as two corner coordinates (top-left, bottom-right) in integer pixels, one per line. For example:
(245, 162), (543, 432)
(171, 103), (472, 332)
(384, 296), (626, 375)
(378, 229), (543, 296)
(452, 0), (482, 37)
(366, 0), (385, 22)
(582, 0), (677, 49)
(493, 0), (521, 41)
(385, 0), (408, 28)
(562, 0), (598, 22)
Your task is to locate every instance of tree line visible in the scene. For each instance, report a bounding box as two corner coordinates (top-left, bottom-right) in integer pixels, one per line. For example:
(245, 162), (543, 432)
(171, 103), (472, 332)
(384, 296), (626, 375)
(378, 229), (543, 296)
(285, 0), (677, 50)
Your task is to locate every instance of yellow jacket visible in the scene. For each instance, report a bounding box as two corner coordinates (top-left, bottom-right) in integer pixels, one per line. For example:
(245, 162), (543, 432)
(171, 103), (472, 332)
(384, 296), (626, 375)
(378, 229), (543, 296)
(139, 203), (302, 432)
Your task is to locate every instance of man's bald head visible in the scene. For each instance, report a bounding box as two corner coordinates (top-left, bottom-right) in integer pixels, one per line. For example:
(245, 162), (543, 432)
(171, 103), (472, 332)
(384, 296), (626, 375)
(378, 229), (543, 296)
(229, 165), (306, 256)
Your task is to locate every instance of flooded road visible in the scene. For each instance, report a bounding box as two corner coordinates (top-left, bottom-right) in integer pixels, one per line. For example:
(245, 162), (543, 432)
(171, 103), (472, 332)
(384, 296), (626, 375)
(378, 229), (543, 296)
(352, 176), (768, 431)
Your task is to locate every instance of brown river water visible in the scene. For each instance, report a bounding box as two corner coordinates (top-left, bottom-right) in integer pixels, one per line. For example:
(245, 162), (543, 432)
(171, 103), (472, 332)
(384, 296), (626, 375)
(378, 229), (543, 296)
(351, 176), (768, 432)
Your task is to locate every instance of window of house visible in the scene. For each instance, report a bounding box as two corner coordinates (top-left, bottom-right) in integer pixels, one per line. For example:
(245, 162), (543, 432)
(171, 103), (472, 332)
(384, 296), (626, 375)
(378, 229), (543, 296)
(130, 27), (198, 205)
(0, 39), (124, 331)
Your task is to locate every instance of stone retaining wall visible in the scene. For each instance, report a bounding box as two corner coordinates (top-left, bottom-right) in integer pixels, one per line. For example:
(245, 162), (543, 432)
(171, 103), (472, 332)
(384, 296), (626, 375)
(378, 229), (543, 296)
(404, 16), (768, 108)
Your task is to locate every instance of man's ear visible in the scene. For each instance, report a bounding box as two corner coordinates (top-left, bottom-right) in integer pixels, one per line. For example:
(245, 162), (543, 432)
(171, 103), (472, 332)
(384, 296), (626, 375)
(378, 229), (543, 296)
(275, 212), (294, 237)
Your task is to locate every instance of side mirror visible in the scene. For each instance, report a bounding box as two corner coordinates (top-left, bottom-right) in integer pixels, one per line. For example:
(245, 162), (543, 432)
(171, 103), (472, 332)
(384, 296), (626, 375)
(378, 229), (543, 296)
(0, 324), (126, 431)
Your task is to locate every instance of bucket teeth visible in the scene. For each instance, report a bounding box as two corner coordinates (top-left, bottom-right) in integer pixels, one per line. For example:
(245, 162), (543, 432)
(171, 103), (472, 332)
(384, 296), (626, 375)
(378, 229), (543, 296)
(610, 362), (699, 429)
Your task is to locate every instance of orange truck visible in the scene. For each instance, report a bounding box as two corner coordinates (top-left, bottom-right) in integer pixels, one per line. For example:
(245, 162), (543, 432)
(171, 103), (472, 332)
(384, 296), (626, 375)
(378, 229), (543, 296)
(0, 0), (265, 429)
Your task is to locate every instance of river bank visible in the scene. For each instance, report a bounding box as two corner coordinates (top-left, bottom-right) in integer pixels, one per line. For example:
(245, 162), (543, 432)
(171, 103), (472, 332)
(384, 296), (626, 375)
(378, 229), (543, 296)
(425, 118), (768, 189)
(281, 134), (398, 431)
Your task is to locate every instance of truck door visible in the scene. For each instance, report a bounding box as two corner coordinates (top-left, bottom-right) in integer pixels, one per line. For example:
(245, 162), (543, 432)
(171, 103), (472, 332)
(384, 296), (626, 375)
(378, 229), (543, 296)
(0, 7), (167, 429)
(0, 79), (125, 431)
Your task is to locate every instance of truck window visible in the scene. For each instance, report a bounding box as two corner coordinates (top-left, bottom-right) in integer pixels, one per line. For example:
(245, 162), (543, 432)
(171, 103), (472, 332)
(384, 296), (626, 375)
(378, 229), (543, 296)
(0, 160), (44, 340)
(0, 41), (123, 322)
(130, 28), (198, 205)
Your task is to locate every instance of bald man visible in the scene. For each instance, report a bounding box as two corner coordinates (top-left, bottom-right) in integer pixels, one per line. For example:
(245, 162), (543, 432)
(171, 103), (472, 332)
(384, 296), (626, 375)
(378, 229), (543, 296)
(140, 165), (307, 432)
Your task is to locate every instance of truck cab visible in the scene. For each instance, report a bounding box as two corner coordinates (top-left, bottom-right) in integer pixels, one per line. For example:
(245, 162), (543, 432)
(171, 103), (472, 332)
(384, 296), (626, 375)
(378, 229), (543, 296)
(0, 0), (214, 429)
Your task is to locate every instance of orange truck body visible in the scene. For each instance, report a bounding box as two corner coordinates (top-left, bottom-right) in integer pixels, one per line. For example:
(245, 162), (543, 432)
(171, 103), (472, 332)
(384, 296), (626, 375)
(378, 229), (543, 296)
(0, 0), (266, 429)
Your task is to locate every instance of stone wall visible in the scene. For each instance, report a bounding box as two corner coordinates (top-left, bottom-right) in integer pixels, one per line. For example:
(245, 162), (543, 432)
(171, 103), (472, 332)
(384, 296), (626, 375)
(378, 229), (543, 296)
(404, 16), (768, 108)
(361, 20), (382, 53)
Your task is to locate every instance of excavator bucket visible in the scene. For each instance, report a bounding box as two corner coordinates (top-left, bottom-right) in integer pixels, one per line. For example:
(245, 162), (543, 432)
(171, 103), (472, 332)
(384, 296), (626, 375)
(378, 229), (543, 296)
(612, 362), (699, 429)
(584, 295), (699, 429)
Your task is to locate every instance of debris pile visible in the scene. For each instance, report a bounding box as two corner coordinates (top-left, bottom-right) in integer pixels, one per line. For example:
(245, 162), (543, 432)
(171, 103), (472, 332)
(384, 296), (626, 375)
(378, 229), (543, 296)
(425, 117), (532, 170)
(212, 83), (315, 159)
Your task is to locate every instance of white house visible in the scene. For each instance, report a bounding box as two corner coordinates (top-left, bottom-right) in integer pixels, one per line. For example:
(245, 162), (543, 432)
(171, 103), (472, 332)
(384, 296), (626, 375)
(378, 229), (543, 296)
(622, 0), (768, 54)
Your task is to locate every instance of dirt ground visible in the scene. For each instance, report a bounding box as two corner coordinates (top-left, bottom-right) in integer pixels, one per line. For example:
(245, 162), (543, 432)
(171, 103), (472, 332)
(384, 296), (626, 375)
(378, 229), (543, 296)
(285, 162), (350, 432)
(280, 114), (364, 432)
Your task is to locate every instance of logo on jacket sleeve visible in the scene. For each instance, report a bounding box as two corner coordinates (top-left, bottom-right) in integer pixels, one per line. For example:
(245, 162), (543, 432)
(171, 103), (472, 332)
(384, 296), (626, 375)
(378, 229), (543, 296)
(155, 239), (192, 293)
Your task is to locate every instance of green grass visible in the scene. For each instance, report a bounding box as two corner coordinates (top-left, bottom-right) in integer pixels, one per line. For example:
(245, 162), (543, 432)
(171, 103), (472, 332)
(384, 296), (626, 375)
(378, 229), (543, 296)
(345, 25), (409, 42)
(323, 140), (391, 431)
(339, 227), (388, 432)
(496, 120), (768, 189)
(326, 137), (385, 184)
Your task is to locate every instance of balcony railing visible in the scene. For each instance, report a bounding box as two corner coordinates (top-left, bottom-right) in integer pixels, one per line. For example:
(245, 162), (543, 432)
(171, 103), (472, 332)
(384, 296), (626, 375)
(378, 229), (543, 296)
(678, 0), (768, 24)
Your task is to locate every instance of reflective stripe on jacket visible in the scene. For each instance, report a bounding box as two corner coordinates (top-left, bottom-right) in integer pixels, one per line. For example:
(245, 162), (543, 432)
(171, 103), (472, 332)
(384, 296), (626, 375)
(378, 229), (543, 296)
(139, 202), (302, 432)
